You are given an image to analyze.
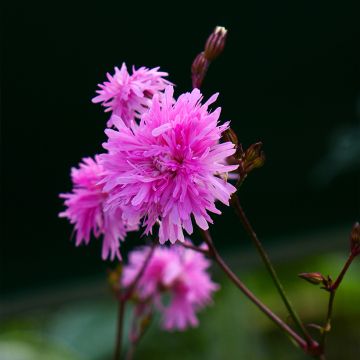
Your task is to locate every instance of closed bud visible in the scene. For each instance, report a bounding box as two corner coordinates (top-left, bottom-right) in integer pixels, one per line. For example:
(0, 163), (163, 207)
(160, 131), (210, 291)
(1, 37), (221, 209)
(191, 52), (208, 74)
(249, 152), (266, 170)
(240, 142), (265, 174)
(298, 272), (325, 285)
(350, 222), (360, 255)
(222, 128), (238, 147)
(245, 142), (263, 162)
(204, 26), (228, 61)
(191, 52), (209, 88)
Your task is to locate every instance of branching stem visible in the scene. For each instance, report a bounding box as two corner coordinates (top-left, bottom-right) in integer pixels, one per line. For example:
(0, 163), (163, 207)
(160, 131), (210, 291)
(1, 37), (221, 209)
(321, 252), (356, 350)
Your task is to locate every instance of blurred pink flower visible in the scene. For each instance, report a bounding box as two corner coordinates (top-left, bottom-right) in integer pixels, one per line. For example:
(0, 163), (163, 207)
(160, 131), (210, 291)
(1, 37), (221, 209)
(100, 86), (238, 244)
(122, 244), (218, 330)
(59, 156), (135, 260)
(92, 63), (171, 127)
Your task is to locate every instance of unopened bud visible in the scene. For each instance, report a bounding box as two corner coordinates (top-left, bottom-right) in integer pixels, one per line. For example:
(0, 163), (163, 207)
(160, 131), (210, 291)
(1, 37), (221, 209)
(191, 52), (209, 88)
(350, 222), (360, 255)
(204, 26), (227, 61)
(241, 142), (265, 173)
(250, 153), (266, 170)
(245, 142), (263, 162)
(298, 272), (325, 285)
(192, 52), (208, 74)
(222, 128), (238, 147)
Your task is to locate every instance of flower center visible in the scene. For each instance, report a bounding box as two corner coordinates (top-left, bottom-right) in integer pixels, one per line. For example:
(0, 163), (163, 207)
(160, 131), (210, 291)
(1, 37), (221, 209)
(152, 154), (185, 175)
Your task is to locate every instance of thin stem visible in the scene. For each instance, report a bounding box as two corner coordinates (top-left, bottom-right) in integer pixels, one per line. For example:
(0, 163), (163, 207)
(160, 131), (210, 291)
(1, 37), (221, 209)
(176, 240), (210, 255)
(114, 300), (126, 360)
(200, 229), (309, 351)
(320, 252), (356, 350)
(231, 193), (313, 344)
(123, 243), (156, 301)
(113, 242), (156, 360)
(330, 253), (355, 291)
(125, 313), (153, 360)
(320, 291), (335, 348)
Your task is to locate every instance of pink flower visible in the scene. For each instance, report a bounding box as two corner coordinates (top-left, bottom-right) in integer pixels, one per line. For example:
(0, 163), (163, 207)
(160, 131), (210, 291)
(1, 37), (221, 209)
(100, 86), (238, 244)
(92, 63), (171, 127)
(122, 244), (218, 330)
(59, 156), (135, 260)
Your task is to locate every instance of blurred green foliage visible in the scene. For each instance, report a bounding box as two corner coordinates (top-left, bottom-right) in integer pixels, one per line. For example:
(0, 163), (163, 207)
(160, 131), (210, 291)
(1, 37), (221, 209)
(1, 251), (359, 359)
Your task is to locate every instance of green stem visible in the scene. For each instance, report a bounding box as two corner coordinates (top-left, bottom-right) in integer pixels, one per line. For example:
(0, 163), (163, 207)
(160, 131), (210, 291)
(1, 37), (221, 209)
(231, 193), (313, 345)
(320, 291), (335, 349)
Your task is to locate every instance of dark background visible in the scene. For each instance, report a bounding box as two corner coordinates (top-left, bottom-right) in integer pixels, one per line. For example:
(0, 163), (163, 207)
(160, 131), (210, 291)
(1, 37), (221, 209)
(2, 1), (360, 294)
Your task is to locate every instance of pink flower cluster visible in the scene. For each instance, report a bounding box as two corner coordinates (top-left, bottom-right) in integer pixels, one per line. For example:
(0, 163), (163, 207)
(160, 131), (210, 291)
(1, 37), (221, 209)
(59, 156), (135, 260)
(100, 86), (238, 244)
(60, 63), (237, 259)
(122, 244), (218, 330)
(92, 63), (171, 127)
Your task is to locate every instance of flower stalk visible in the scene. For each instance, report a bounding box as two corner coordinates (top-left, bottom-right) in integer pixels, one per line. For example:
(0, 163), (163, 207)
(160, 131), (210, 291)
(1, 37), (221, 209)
(125, 308), (153, 360)
(230, 193), (314, 345)
(176, 240), (210, 256)
(199, 229), (315, 353)
(114, 299), (126, 360)
(320, 250), (357, 350)
(113, 242), (156, 360)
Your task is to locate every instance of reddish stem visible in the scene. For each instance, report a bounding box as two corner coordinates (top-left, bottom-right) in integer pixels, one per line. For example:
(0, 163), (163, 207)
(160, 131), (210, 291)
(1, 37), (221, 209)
(321, 252), (357, 352)
(200, 229), (311, 351)
(231, 194), (314, 345)
(113, 242), (156, 360)
(330, 253), (355, 291)
(122, 243), (156, 302)
(176, 240), (210, 256)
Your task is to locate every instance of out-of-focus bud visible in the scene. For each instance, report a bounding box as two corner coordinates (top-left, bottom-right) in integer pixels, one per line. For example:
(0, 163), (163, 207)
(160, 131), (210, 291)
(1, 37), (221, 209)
(108, 265), (122, 294)
(204, 26), (228, 61)
(222, 128), (238, 147)
(298, 272), (326, 285)
(191, 52), (209, 88)
(350, 222), (360, 255)
(245, 142), (263, 162)
(241, 142), (265, 173)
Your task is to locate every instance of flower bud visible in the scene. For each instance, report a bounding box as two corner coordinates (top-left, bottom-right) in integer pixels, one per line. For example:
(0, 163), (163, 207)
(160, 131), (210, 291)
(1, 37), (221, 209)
(191, 52), (208, 74)
(245, 142), (263, 162)
(350, 222), (360, 255)
(298, 272), (325, 285)
(241, 142), (265, 173)
(222, 128), (238, 147)
(204, 26), (228, 61)
(191, 52), (209, 88)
